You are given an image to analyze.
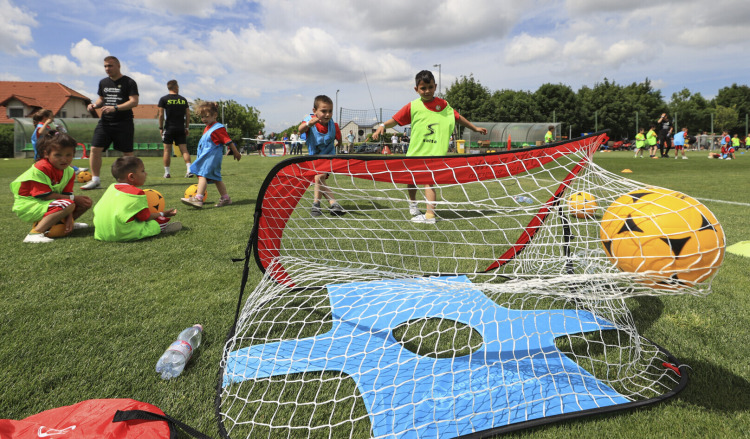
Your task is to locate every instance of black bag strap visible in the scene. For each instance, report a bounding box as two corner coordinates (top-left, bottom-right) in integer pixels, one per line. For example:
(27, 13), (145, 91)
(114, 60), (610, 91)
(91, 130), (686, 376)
(112, 409), (212, 439)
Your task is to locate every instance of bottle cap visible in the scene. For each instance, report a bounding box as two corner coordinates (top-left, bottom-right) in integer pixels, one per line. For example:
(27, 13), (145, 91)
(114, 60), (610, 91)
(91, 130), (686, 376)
(194, 324), (204, 332)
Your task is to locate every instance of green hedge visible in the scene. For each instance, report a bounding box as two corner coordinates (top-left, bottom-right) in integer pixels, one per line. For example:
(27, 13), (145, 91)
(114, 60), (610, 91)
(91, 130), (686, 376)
(0, 124), (13, 158)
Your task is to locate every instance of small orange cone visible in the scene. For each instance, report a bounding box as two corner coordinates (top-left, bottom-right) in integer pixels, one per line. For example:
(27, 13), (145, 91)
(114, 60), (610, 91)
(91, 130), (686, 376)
(621, 169), (633, 173)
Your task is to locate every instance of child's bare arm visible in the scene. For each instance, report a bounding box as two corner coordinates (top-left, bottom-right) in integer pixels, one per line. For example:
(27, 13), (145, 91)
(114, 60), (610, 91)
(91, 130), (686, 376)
(228, 142), (241, 161)
(148, 208), (177, 221)
(457, 115), (487, 135)
(372, 119), (397, 140)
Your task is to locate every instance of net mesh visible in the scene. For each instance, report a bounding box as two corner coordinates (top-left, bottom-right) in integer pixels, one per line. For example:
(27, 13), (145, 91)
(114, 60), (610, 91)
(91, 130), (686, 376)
(218, 133), (724, 438)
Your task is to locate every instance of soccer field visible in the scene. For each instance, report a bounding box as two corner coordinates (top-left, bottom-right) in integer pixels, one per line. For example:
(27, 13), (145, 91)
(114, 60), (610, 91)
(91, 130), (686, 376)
(0, 149), (748, 438)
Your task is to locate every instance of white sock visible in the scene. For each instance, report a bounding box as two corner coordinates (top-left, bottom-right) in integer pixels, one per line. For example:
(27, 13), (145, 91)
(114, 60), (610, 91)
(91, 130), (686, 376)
(92, 176), (100, 184)
(186, 162), (191, 170)
(165, 166), (170, 173)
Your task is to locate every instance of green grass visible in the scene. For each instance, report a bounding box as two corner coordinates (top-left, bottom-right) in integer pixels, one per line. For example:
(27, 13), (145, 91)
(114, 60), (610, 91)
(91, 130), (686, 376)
(1, 149), (749, 438)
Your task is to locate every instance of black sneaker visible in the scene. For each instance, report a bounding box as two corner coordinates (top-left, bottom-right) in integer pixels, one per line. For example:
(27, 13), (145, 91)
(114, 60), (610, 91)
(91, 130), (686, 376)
(329, 203), (346, 216)
(311, 202), (322, 217)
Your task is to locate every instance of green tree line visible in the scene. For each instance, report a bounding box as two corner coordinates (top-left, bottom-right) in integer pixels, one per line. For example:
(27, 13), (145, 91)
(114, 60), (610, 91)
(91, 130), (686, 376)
(445, 76), (750, 139)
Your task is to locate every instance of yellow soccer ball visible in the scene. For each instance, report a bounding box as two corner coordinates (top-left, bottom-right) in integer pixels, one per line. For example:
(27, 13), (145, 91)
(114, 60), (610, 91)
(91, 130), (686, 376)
(600, 187), (725, 289)
(76, 170), (92, 183)
(143, 189), (165, 215)
(568, 191), (598, 218)
(184, 184), (208, 202)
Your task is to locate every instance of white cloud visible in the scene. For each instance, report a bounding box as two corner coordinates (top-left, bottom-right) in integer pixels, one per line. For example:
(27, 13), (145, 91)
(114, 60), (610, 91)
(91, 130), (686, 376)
(0, 72), (22, 81)
(603, 40), (651, 68)
(505, 33), (560, 65)
(562, 34), (602, 61)
(38, 39), (110, 76)
(0, 0), (37, 55)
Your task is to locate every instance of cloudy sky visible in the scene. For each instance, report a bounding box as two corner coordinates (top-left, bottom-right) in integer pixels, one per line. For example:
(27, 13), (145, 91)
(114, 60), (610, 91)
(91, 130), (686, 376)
(1, 0), (747, 133)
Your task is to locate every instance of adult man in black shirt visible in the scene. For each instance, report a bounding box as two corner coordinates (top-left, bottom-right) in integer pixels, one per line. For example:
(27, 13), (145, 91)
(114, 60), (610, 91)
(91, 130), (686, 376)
(82, 56), (139, 190)
(158, 80), (192, 178)
(657, 113), (673, 158)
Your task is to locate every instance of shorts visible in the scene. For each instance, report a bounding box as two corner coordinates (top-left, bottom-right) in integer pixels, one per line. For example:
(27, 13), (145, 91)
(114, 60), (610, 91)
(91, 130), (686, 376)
(674, 144), (684, 150)
(92, 120), (135, 153)
(162, 128), (187, 146)
(44, 199), (74, 218)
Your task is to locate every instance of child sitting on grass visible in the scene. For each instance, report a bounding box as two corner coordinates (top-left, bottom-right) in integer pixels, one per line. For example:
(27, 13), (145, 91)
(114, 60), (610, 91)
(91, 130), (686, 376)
(93, 156), (181, 241)
(10, 132), (93, 243)
(181, 101), (241, 208)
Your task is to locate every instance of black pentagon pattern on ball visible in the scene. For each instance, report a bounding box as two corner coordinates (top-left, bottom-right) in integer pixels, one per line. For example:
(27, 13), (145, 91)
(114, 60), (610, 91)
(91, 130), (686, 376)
(617, 214), (644, 235)
(626, 191), (654, 203)
(698, 214), (715, 232)
(659, 236), (691, 257)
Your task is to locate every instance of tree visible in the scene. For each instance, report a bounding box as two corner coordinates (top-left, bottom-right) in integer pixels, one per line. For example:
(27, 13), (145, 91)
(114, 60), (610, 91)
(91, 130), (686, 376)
(621, 78), (666, 135)
(577, 78), (630, 139)
(488, 89), (537, 123)
(533, 83), (578, 136)
(713, 104), (739, 134)
(444, 75), (493, 123)
(667, 88), (711, 132)
(715, 84), (750, 119)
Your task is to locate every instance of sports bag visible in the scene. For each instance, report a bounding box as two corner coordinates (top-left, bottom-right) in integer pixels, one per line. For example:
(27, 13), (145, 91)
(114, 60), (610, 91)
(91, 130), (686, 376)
(0, 398), (210, 438)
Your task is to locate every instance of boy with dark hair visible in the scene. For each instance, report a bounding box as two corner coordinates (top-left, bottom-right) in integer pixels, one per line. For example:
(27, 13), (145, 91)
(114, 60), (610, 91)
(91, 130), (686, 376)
(373, 70), (487, 224)
(545, 125), (555, 143)
(158, 79), (192, 178)
(93, 156), (181, 241)
(647, 125), (658, 158)
(298, 95), (346, 217)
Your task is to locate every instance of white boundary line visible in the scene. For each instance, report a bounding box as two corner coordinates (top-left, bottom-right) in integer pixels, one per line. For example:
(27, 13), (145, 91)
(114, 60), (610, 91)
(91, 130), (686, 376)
(695, 197), (750, 207)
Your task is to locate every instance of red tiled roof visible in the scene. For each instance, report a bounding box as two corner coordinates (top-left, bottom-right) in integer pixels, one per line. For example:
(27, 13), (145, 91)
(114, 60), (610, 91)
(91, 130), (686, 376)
(0, 81), (92, 124)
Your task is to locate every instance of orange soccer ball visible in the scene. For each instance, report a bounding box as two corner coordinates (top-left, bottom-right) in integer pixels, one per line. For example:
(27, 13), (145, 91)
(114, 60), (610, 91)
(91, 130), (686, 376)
(600, 187), (725, 289)
(567, 191), (598, 218)
(143, 189), (165, 215)
(31, 217), (70, 238)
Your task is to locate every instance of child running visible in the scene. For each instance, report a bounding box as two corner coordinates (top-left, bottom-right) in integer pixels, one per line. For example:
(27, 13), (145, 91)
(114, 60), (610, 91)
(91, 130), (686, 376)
(10, 132), (92, 243)
(93, 156), (181, 241)
(297, 95), (346, 217)
(181, 101), (241, 208)
(373, 70), (487, 224)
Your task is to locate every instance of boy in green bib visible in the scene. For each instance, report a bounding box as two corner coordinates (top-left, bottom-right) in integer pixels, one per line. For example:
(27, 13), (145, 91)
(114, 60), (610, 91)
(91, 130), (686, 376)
(373, 70), (487, 224)
(93, 156), (181, 241)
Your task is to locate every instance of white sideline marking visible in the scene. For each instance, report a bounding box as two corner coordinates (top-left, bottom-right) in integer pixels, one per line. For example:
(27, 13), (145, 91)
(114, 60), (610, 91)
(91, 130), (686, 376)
(695, 197), (750, 207)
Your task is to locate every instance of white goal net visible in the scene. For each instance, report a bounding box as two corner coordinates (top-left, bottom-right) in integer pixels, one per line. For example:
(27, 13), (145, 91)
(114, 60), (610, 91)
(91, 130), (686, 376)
(217, 132), (724, 438)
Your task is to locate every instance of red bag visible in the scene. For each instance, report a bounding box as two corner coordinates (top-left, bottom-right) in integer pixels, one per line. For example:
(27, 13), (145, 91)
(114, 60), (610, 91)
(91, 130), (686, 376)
(0, 399), (209, 439)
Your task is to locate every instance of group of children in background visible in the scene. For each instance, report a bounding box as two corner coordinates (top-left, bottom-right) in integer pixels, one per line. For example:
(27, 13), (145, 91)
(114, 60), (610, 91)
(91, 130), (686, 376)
(633, 125), (744, 160)
(11, 101), (238, 243)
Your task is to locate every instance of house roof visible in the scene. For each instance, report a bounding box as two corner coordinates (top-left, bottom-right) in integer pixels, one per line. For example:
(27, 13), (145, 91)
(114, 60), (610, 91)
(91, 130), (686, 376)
(0, 81), (93, 124)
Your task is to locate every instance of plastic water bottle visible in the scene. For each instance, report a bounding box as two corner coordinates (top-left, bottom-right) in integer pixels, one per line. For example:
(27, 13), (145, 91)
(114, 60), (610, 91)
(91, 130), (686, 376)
(155, 324), (203, 379)
(514, 195), (534, 204)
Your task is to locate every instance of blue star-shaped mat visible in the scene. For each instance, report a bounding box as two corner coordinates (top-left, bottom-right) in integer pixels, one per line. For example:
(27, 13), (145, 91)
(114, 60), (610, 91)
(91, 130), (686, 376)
(224, 276), (629, 438)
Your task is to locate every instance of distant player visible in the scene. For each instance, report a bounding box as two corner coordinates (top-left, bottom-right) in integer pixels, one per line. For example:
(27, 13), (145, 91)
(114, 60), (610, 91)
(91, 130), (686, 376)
(545, 125), (555, 143)
(673, 127), (688, 159)
(158, 80), (192, 178)
(647, 125), (658, 158)
(634, 127), (646, 158)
